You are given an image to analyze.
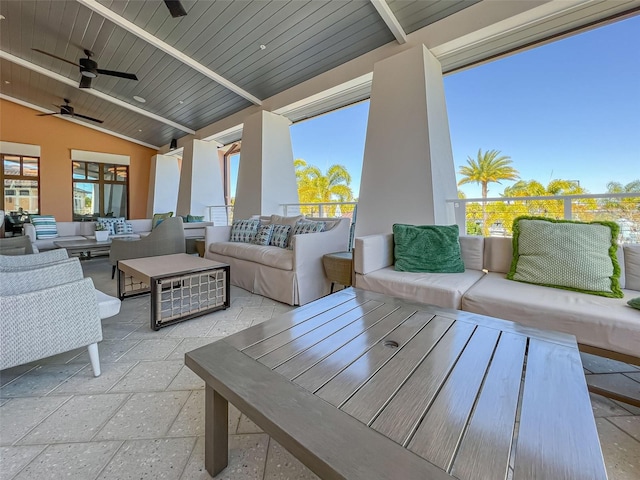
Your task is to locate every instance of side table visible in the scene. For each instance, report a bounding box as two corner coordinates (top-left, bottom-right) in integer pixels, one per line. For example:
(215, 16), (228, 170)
(322, 251), (353, 293)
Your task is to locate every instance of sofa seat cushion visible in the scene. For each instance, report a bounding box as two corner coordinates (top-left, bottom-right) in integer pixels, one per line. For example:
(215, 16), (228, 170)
(110, 233), (141, 239)
(461, 272), (640, 358)
(355, 267), (485, 309)
(34, 235), (87, 250)
(209, 242), (293, 270)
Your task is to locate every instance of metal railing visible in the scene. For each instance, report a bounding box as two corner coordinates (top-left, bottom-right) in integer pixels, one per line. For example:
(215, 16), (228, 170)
(283, 202), (358, 219)
(446, 192), (640, 243)
(205, 205), (234, 225)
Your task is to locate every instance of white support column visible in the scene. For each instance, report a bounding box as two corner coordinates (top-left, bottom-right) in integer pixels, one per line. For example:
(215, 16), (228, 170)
(233, 111), (299, 220)
(177, 140), (225, 218)
(146, 154), (180, 217)
(356, 44), (458, 237)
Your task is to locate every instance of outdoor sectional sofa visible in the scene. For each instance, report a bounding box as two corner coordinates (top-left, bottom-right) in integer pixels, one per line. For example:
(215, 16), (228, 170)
(354, 234), (640, 361)
(23, 219), (212, 251)
(204, 216), (351, 306)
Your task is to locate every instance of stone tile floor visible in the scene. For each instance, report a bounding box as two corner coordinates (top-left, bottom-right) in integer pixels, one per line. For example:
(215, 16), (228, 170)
(0, 257), (638, 480)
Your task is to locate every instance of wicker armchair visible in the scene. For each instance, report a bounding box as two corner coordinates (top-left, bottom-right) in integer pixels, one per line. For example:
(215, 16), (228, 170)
(109, 216), (186, 278)
(0, 248), (67, 270)
(0, 257), (118, 376)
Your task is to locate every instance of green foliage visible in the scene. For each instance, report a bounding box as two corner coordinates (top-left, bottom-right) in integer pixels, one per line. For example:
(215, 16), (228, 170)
(457, 149), (519, 198)
(295, 159), (355, 217)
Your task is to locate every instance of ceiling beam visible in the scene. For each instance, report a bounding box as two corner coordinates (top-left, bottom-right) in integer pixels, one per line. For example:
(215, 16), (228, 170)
(0, 50), (195, 135)
(76, 0), (263, 106)
(1, 94), (160, 150)
(370, 0), (407, 44)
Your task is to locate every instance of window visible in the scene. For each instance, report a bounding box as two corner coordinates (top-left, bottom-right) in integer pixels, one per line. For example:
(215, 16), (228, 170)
(223, 143), (241, 205)
(1, 154), (40, 214)
(72, 161), (128, 220)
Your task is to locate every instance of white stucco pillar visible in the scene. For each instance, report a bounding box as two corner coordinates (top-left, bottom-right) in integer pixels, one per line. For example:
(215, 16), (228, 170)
(146, 154), (180, 217)
(176, 139), (225, 219)
(233, 111), (299, 220)
(356, 44), (457, 237)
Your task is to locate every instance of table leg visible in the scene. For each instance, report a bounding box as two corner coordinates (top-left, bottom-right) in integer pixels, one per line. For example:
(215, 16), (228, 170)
(205, 384), (229, 476)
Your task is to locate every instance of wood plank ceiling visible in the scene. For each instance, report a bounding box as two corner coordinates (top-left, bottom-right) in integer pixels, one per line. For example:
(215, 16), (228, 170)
(0, 0), (479, 148)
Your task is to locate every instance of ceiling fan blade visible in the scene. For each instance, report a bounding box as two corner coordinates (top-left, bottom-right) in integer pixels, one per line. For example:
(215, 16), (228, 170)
(32, 48), (80, 67)
(36, 112), (58, 116)
(73, 113), (104, 124)
(79, 76), (93, 89)
(96, 69), (138, 81)
(164, 0), (187, 17)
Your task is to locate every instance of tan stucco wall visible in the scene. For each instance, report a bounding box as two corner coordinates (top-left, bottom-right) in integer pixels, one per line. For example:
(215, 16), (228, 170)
(0, 99), (156, 221)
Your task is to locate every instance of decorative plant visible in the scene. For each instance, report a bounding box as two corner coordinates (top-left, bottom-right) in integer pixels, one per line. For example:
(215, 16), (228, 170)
(95, 224), (107, 231)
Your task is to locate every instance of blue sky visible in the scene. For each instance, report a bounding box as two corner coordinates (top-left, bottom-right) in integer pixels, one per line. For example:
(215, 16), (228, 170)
(289, 15), (640, 200)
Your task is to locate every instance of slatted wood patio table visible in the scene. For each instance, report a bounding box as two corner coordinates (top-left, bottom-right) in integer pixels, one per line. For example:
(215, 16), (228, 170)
(186, 288), (607, 480)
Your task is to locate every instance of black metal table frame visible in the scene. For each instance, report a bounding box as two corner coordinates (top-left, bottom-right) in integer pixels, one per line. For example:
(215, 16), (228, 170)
(118, 262), (231, 330)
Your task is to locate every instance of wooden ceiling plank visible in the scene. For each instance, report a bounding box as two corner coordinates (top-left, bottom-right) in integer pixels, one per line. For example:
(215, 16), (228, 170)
(0, 50), (195, 134)
(76, 0), (262, 105)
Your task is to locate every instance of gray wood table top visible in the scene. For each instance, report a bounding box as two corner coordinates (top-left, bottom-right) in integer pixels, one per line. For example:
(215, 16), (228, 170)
(187, 288), (607, 480)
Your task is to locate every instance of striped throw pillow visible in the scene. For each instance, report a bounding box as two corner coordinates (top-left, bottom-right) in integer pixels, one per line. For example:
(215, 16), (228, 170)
(31, 215), (58, 239)
(115, 222), (134, 235)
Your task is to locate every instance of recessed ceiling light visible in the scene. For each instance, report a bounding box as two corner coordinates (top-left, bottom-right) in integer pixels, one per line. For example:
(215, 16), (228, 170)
(138, 129), (143, 132)
(133, 96), (146, 103)
(259, 44), (266, 50)
(4, 80), (10, 84)
(0, 15), (5, 20)
(178, 100), (184, 104)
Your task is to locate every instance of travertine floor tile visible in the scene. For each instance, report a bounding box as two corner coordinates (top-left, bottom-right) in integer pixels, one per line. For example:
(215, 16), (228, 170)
(52, 362), (137, 395)
(0, 365), (34, 388)
(165, 338), (217, 361)
(608, 416), (640, 441)
(590, 393), (638, 417)
(73, 339), (141, 363)
(208, 318), (253, 337)
(13, 441), (122, 480)
(166, 366), (205, 391)
(97, 437), (195, 480)
(0, 396), (70, 445)
(0, 445), (46, 480)
(101, 322), (142, 341)
(94, 391), (190, 440)
(180, 434), (269, 480)
(0, 364), (85, 398)
(237, 414), (263, 434)
(164, 315), (221, 338)
(263, 439), (319, 480)
(116, 338), (182, 362)
(596, 417), (640, 480)
(109, 360), (184, 392)
(19, 393), (129, 444)
(167, 390), (205, 438)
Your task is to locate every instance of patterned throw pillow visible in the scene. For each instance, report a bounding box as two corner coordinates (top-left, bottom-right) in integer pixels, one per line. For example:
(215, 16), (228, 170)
(31, 215), (58, 239)
(269, 224), (292, 248)
(115, 222), (134, 235)
(187, 215), (205, 222)
(288, 221), (326, 249)
(152, 212), (173, 229)
(251, 224), (275, 246)
(230, 219), (260, 243)
(507, 216), (623, 298)
(97, 217), (125, 235)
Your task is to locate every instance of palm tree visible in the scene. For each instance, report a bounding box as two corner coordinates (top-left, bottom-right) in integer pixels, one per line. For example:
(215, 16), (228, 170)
(294, 159), (354, 216)
(458, 149), (519, 235)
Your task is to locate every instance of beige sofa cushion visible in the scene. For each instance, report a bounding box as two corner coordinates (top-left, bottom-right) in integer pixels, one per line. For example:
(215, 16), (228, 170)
(624, 244), (640, 291)
(209, 242), (293, 270)
(461, 272), (640, 357)
(355, 267), (485, 309)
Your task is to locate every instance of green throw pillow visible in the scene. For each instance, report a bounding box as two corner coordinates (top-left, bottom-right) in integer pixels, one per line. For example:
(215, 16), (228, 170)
(187, 214), (204, 222)
(152, 212), (173, 229)
(628, 297), (640, 310)
(393, 224), (465, 273)
(507, 216), (623, 298)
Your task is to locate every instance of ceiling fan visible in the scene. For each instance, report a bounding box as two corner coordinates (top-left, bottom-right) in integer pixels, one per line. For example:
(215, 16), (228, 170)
(164, 0), (187, 17)
(32, 48), (138, 89)
(37, 99), (104, 124)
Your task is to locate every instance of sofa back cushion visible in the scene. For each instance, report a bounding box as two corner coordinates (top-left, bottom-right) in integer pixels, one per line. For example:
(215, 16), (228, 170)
(459, 236), (485, 271)
(483, 237), (513, 273)
(624, 244), (640, 291)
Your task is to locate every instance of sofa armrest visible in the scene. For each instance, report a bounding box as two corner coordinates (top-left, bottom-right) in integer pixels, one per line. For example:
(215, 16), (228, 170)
(205, 226), (232, 251)
(0, 278), (103, 371)
(23, 222), (36, 242)
(354, 233), (394, 275)
(293, 220), (350, 270)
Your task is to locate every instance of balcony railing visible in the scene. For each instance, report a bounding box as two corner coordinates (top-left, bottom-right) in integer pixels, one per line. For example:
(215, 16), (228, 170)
(206, 202), (358, 226)
(446, 192), (640, 243)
